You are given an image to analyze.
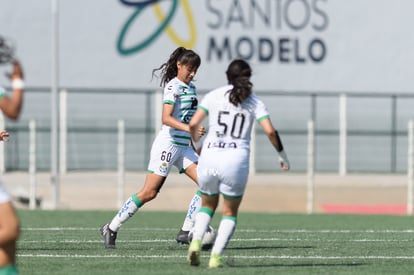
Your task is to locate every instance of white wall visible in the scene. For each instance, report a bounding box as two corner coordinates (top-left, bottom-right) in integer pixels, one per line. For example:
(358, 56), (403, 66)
(0, 0), (413, 93)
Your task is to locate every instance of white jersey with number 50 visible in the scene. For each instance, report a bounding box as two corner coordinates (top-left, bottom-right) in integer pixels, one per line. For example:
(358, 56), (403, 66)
(199, 85), (270, 151)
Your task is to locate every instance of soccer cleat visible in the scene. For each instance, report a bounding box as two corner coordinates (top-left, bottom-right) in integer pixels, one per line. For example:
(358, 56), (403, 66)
(208, 253), (223, 268)
(176, 229), (190, 245)
(187, 240), (202, 266)
(100, 223), (117, 249)
(201, 243), (213, 251)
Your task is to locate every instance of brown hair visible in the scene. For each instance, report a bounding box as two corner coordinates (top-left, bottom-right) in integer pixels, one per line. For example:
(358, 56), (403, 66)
(226, 59), (253, 106)
(152, 47), (201, 87)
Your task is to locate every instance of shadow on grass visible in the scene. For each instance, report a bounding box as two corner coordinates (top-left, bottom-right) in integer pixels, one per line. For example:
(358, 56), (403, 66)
(228, 245), (315, 250)
(227, 261), (367, 268)
(225, 245), (367, 268)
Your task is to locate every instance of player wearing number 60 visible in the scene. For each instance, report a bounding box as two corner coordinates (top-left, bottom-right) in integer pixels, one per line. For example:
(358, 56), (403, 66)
(100, 47), (207, 249)
(187, 59), (290, 268)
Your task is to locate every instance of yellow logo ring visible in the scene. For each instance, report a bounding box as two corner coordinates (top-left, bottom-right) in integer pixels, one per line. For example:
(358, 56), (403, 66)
(153, 0), (196, 49)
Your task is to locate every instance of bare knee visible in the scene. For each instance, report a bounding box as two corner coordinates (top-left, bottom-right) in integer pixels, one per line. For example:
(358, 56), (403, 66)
(1, 220), (20, 244)
(138, 190), (159, 203)
(146, 190), (158, 201)
(138, 173), (166, 203)
(222, 197), (242, 217)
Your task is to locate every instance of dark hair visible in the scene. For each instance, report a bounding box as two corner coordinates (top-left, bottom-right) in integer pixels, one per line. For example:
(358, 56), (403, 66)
(0, 36), (15, 65)
(152, 47), (201, 87)
(226, 59), (253, 106)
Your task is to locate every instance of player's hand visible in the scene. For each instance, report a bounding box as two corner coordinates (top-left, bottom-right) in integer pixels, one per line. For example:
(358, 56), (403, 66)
(278, 150), (290, 171)
(5, 60), (23, 80)
(0, 131), (10, 142)
(197, 125), (206, 138)
(10, 60), (24, 80)
(280, 161), (289, 171)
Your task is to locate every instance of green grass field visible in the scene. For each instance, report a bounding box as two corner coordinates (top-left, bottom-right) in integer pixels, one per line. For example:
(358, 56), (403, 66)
(15, 210), (414, 274)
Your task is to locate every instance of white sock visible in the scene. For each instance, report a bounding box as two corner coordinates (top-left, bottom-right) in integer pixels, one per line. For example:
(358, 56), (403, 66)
(211, 216), (237, 255)
(192, 211), (212, 241)
(109, 194), (142, 232)
(181, 190), (202, 231)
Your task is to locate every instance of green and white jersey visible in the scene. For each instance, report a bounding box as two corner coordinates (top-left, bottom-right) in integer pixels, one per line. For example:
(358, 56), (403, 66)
(0, 86), (9, 203)
(0, 179), (11, 203)
(160, 77), (198, 146)
(0, 86), (6, 99)
(199, 85), (270, 150)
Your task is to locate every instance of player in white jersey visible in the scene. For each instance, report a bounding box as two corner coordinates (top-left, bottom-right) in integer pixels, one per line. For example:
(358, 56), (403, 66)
(0, 57), (25, 275)
(187, 59), (290, 268)
(100, 47), (206, 249)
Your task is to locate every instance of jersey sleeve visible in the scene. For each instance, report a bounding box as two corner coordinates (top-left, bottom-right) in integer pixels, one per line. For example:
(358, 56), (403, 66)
(0, 86), (6, 99)
(163, 83), (177, 105)
(198, 92), (211, 115)
(254, 96), (270, 122)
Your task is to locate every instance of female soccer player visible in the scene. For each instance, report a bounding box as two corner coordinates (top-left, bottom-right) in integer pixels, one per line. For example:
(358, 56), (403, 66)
(187, 59), (290, 268)
(100, 47), (206, 248)
(0, 60), (25, 275)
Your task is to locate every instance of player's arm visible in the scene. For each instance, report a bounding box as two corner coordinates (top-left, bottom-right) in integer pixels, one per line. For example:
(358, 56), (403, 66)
(189, 108), (207, 143)
(259, 117), (290, 171)
(0, 131), (9, 142)
(162, 103), (191, 132)
(0, 61), (24, 120)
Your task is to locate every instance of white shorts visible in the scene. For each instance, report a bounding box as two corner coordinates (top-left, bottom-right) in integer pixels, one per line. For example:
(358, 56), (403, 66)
(147, 134), (198, 177)
(197, 148), (249, 198)
(0, 180), (11, 204)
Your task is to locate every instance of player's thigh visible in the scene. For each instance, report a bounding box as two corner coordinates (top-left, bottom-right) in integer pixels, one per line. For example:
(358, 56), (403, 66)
(183, 163), (198, 184)
(136, 172), (168, 203)
(0, 202), (20, 243)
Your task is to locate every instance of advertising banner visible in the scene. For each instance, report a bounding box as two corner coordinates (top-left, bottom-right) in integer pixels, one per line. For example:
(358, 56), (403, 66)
(0, 0), (413, 92)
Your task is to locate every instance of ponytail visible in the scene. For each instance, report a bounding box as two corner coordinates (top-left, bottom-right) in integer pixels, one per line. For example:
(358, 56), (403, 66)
(226, 59), (253, 106)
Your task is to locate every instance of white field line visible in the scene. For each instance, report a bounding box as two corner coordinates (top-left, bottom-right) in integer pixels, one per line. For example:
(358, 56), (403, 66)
(18, 227), (414, 261)
(21, 227), (414, 234)
(19, 227), (414, 243)
(17, 238), (414, 243)
(16, 254), (414, 260)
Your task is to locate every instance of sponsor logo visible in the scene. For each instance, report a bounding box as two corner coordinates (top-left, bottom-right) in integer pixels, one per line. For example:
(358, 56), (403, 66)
(159, 161), (168, 173)
(117, 0), (196, 55)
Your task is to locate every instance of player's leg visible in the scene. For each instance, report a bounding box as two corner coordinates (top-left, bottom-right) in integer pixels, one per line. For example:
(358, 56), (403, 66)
(176, 191), (202, 244)
(0, 201), (20, 273)
(191, 194), (219, 241)
(100, 138), (177, 249)
(188, 194), (219, 266)
(209, 196), (241, 268)
(101, 173), (166, 249)
(176, 147), (203, 244)
(208, 151), (247, 268)
(187, 161), (220, 266)
(176, 162), (202, 244)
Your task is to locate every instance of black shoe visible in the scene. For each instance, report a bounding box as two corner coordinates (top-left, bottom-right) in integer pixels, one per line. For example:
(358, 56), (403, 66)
(176, 229), (189, 245)
(100, 223), (117, 249)
(201, 243), (213, 251)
